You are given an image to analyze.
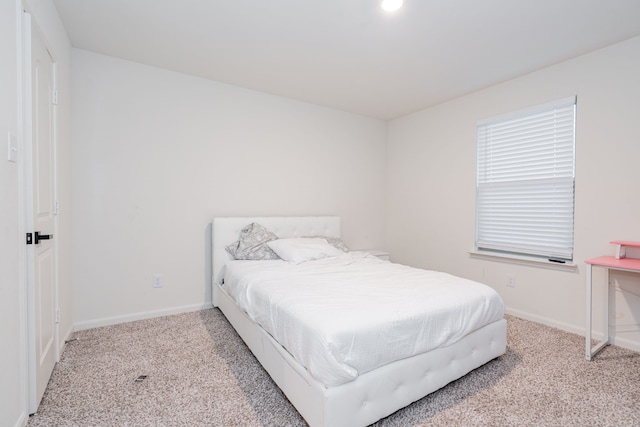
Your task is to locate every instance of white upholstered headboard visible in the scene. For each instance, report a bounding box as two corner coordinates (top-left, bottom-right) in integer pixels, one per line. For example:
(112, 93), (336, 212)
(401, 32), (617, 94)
(211, 216), (341, 286)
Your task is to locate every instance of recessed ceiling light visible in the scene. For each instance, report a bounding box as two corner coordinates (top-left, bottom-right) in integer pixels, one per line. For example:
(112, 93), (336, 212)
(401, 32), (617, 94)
(381, 0), (405, 12)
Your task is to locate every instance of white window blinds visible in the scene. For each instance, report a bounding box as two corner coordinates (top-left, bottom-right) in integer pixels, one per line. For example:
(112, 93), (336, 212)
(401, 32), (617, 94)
(476, 97), (576, 260)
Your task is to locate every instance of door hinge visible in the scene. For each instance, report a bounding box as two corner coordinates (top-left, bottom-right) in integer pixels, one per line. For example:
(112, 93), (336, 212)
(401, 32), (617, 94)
(54, 200), (60, 215)
(52, 90), (58, 105)
(26, 232), (33, 245)
(56, 308), (60, 323)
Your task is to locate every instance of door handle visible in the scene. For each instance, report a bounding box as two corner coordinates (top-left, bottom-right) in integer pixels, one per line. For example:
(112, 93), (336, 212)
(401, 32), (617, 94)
(34, 231), (53, 244)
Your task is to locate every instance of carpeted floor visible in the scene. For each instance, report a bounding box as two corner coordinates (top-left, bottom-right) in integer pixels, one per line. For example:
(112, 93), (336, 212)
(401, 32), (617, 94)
(27, 310), (640, 427)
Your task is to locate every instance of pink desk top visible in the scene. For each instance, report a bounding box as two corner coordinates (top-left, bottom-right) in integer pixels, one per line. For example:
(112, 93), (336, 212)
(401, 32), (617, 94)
(585, 255), (640, 271)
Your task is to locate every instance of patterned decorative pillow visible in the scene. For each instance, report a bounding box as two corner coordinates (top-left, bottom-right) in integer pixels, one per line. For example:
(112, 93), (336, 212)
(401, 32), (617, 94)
(225, 223), (281, 260)
(305, 235), (349, 252)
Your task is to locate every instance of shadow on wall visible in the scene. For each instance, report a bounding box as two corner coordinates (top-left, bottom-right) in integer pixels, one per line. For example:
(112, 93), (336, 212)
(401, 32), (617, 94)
(204, 222), (213, 305)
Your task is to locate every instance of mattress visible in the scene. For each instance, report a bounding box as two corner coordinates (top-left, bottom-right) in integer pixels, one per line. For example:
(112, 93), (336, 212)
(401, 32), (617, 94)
(223, 252), (505, 387)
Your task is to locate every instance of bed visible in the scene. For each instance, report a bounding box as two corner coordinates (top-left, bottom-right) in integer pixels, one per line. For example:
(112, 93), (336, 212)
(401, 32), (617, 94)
(211, 216), (506, 427)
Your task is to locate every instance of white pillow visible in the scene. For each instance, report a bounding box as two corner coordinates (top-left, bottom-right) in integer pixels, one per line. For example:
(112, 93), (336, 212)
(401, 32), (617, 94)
(267, 238), (344, 264)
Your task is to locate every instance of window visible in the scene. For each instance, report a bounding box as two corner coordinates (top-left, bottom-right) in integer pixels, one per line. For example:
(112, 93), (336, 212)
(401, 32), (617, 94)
(475, 97), (576, 261)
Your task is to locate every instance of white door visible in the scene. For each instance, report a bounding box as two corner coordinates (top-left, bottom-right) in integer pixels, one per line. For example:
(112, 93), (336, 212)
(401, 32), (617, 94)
(26, 14), (58, 414)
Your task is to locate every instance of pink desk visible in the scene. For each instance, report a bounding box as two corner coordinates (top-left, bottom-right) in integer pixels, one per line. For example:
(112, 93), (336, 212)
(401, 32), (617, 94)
(585, 254), (640, 360)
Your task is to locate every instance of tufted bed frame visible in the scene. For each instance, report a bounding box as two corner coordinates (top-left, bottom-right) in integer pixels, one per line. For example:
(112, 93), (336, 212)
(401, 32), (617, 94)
(211, 216), (507, 427)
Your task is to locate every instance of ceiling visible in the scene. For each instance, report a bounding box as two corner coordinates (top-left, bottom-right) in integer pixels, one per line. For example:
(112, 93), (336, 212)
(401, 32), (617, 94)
(52, 0), (640, 120)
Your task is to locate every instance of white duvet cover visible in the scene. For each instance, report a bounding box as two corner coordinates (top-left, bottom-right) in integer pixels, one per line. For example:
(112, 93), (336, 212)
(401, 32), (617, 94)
(223, 252), (504, 387)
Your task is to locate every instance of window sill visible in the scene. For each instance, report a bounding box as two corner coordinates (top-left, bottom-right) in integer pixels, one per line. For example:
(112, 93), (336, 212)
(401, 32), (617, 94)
(468, 250), (578, 272)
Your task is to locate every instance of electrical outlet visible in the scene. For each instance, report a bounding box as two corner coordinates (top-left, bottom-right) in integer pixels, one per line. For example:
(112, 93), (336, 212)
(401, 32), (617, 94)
(152, 274), (163, 288)
(506, 275), (516, 288)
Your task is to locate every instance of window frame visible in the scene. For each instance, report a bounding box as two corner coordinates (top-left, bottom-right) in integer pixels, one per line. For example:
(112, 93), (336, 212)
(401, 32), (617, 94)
(475, 96), (577, 262)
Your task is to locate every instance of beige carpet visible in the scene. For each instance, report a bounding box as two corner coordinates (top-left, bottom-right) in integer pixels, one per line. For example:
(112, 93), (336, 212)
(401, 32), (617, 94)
(27, 310), (640, 426)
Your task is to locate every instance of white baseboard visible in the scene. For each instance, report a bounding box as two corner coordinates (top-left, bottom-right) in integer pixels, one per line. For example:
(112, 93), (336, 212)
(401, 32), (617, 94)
(60, 324), (73, 343)
(505, 307), (640, 353)
(610, 334), (640, 353)
(73, 303), (214, 331)
(505, 307), (587, 336)
(57, 323), (75, 361)
(14, 413), (27, 427)
(71, 303), (640, 353)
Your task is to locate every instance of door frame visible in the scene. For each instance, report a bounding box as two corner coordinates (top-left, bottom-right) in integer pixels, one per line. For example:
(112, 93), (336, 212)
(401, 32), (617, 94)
(19, 6), (61, 415)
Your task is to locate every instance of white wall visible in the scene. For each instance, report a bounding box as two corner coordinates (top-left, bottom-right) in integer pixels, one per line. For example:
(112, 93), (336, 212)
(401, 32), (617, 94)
(386, 36), (640, 350)
(0, 0), (71, 426)
(71, 49), (387, 328)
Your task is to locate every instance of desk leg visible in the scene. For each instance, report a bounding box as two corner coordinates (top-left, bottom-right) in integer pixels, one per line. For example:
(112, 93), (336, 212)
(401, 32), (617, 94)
(605, 268), (611, 346)
(586, 264), (610, 360)
(586, 264), (592, 360)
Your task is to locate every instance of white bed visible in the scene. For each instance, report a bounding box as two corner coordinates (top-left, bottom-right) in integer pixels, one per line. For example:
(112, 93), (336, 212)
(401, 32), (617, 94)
(211, 216), (507, 427)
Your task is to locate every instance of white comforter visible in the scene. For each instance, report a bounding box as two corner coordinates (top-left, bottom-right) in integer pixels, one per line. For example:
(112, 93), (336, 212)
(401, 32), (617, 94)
(223, 252), (504, 387)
